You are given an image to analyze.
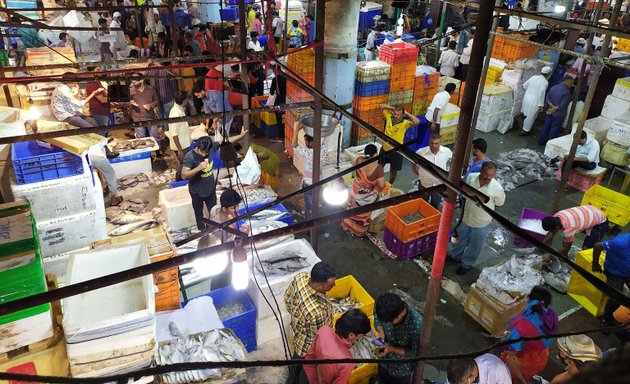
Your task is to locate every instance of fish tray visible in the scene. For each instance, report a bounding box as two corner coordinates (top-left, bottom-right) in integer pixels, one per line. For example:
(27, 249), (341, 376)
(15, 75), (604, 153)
(183, 286), (257, 352)
(581, 184), (630, 227)
(327, 275), (375, 323)
(513, 208), (548, 248)
(567, 249), (609, 317)
(383, 229), (438, 260)
(11, 141), (84, 185)
(385, 198), (441, 243)
(347, 316), (378, 384)
(236, 202), (292, 228)
(464, 284), (529, 337)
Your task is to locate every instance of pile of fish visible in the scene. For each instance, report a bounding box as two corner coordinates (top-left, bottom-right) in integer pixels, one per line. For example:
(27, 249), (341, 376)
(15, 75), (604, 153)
(154, 169), (178, 186)
(493, 148), (557, 191)
(476, 254), (544, 305)
(401, 212), (424, 224)
(112, 138), (156, 152)
(330, 296), (360, 314)
(216, 303), (246, 320)
(158, 325), (246, 384)
(350, 333), (378, 367)
(542, 262), (572, 293)
(105, 198), (159, 236)
(117, 173), (151, 190)
(246, 209), (290, 223)
(247, 220), (293, 250)
(255, 250), (310, 278)
(239, 185), (277, 206)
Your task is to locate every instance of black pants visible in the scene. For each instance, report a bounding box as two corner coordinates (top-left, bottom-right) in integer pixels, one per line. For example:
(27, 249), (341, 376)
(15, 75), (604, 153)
(583, 219), (609, 249)
(419, 185), (442, 210)
(190, 192), (216, 231)
(603, 273), (630, 321)
(286, 353), (307, 384)
(377, 367), (412, 384)
(566, 160), (597, 172)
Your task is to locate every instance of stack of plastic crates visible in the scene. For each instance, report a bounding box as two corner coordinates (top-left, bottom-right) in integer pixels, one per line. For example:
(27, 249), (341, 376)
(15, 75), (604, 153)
(352, 61), (391, 145)
(286, 48), (315, 103)
(384, 198), (441, 260)
(412, 70), (439, 116)
(380, 42), (418, 113)
(491, 32), (538, 63)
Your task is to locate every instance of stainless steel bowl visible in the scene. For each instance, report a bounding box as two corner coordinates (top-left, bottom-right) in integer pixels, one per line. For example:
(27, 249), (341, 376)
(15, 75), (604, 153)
(299, 112), (338, 137)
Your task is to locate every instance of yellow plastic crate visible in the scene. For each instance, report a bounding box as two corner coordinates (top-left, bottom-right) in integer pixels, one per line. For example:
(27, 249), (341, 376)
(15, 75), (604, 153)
(567, 249), (608, 317)
(328, 275), (375, 323)
(348, 316), (378, 384)
(581, 184), (630, 227)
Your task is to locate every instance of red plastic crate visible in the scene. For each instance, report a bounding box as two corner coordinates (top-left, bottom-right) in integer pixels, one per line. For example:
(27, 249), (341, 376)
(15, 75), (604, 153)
(384, 229), (438, 260)
(555, 161), (606, 193)
(353, 94), (388, 111)
(287, 81), (314, 102)
(385, 198), (441, 243)
(379, 42), (419, 65)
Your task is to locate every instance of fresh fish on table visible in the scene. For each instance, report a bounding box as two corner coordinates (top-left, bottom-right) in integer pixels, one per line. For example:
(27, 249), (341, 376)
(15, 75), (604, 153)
(350, 332), (378, 367)
(255, 250), (310, 277)
(331, 296), (360, 314)
(158, 328), (246, 384)
(248, 209), (290, 222)
(108, 220), (158, 236)
(117, 173), (152, 190)
(105, 206), (123, 221)
(110, 212), (144, 225)
(112, 138), (155, 152)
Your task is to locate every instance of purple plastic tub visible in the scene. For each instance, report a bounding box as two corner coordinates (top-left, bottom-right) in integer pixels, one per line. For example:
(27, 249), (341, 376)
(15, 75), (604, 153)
(514, 208), (549, 248)
(384, 229), (438, 260)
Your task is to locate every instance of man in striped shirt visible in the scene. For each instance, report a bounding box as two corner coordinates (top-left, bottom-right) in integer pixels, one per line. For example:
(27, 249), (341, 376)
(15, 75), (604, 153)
(541, 205), (608, 256)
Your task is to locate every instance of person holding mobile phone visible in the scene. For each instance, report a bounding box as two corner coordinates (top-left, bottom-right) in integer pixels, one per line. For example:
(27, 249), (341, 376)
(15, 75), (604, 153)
(374, 292), (423, 384)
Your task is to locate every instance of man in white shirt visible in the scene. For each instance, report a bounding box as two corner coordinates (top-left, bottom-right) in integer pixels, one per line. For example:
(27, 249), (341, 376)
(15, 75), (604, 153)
(293, 124), (328, 220)
(365, 28), (380, 61)
(110, 11), (127, 51)
(247, 31), (264, 52)
(168, 91), (192, 163)
(412, 133), (452, 209)
(449, 161), (506, 275)
(446, 354), (511, 384)
(271, 10), (284, 46)
(439, 40), (460, 77)
(426, 83), (456, 133)
(558, 131), (599, 180)
(458, 30), (473, 80)
(520, 66), (551, 135)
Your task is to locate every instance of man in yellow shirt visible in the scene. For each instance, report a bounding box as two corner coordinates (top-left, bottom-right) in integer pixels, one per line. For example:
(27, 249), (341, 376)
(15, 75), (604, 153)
(379, 104), (420, 184)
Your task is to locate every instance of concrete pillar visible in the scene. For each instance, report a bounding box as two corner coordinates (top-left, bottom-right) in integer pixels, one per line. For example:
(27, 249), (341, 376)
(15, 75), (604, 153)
(382, 0), (396, 18)
(323, 0), (361, 147)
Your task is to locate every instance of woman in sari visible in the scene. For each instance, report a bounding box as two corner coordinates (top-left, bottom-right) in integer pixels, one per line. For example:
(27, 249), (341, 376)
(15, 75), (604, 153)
(500, 285), (559, 384)
(341, 144), (388, 237)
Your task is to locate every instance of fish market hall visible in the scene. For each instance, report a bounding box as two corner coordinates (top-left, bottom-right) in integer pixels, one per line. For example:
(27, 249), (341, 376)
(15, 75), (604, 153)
(1, 1), (630, 383)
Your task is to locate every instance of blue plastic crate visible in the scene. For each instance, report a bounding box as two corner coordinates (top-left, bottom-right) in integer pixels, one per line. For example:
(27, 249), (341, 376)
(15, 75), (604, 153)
(220, 6), (239, 21)
(260, 121), (280, 139)
(170, 180), (189, 189)
(108, 150), (151, 164)
(161, 11), (192, 28)
(358, 8), (382, 31)
(11, 141), (84, 185)
(183, 286), (257, 352)
(354, 79), (390, 97)
(237, 202), (292, 228)
(403, 116), (429, 152)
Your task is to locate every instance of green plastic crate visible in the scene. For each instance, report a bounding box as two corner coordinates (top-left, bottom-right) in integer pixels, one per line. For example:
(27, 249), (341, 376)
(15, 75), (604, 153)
(0, 254), (49, 325)
(0, 201), (38, 258)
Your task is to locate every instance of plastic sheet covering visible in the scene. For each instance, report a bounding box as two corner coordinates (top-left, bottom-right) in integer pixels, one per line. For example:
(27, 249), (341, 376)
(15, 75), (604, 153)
(476, 253), (544, 305)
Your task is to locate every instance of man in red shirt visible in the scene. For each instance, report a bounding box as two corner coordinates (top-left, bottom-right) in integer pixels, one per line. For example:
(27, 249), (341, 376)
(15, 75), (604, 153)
(303, 309), (371, 384)
(86, 66), (111, 136)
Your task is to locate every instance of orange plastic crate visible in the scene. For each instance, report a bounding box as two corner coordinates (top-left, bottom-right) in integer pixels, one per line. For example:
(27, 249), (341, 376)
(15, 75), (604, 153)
(353, 94), (388, 111)
(287, 48), (315, 74)
(458, 82), (466, 106)
(390, 62), (416, 92)
(385, 198), (441, 242)
(354, 109), (385, 131)
(285, 123), (294, 158)
(287, 82), (314, 102)
(414, 72), (440, 92)
(155, 279), (181, 311)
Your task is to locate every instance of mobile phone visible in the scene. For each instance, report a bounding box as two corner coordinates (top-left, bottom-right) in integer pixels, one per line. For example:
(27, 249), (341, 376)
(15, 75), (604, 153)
(372, 338), (385, 347)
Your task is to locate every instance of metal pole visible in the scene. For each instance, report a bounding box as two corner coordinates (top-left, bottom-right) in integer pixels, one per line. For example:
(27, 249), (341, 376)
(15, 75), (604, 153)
(414, 0), (497, 381)
(238, 0), (251, 150)
(283, 0), (289, 54)
(434, 1), (447, 67)
(310, 0), (325, 248)
(563, 1), (605, 136)
(551, 0), (623, 213)
(167, 0), (178, 56)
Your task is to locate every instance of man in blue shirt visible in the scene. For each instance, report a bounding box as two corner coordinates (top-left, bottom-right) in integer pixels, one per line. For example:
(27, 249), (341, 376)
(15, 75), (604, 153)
(538, 76), (574, 145)
(192, 82), (233, 132)
(463, 138), (490, 180)
(592, 233), (630, 324)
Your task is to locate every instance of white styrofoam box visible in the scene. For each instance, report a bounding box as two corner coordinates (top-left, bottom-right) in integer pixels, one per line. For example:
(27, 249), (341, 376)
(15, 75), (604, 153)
(612, 76), (630, 101)
(476, 110), (511, 133)
(63, 244), (155, 343)
(37, 208), (107, 258)
(247, 239), (321, 319)
(158, 186), (196, 231)
(155, 297), (223, 343)
(441, 103), (460, 128)
(607, 120), (630, 147)
(0, 310), (54, 354)
(501, 68), (523, 87)
(601, 95), (630, 120)
(70, 347), (154, 378)
(478, 85), (514, 116)
(110, 155), (153, 180)
(571, 116), (612, 146)
(544, 134), (573, 159)
(343, 143), (391, 174)
(10, 172), (96, 222)
(66, 324), (156, 365)
(256, 312), (292, 348)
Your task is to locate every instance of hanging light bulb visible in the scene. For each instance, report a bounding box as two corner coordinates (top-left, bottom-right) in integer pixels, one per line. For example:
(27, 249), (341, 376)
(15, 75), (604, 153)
(231, 239), (249, 291)
(192, 251), (229, 278)
(323, 177), (349, 206)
